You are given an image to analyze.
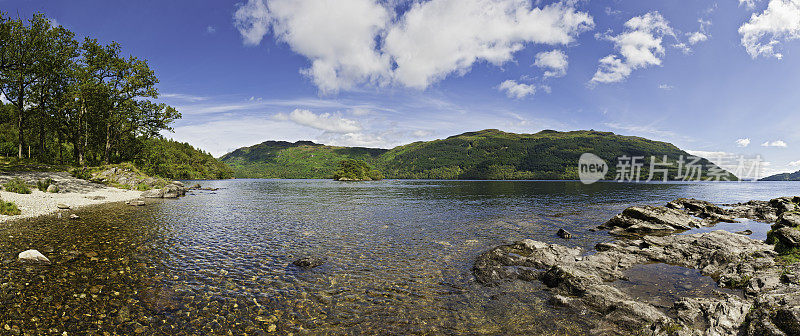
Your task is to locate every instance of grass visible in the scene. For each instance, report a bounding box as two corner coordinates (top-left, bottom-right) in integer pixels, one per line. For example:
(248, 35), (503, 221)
(36, 178), (55, 192)
(0, 199), (21, 216)
(3, 178), (31, 194)
(0, 156), (70, 173)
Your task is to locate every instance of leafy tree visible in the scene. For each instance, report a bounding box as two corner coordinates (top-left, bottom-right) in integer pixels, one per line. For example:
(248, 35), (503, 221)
(333, 159), (383, 181)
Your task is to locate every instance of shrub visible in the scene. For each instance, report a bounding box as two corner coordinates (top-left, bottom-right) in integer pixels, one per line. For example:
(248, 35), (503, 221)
(333, 159), (384, 181)
(0, 199), (21, 216)
(3, 178), (31, 194)
(135, 182), (151, 191)
(36, 178), (55, 192)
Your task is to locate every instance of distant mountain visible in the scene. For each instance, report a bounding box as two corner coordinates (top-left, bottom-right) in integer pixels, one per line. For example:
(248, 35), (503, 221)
(760, 170), (800, 181)
(220, 141), (387, 178)
(221, 129), (737, 180)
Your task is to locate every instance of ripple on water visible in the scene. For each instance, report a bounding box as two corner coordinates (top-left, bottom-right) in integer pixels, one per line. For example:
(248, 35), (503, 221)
(2, 180), (800, 334)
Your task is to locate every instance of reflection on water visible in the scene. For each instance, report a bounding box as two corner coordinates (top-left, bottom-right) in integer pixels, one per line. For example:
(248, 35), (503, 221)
(1, 180), (799, 335)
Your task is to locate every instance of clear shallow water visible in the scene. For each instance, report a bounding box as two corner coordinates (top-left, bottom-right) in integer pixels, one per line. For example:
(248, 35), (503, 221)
(1, 180), (800, 335)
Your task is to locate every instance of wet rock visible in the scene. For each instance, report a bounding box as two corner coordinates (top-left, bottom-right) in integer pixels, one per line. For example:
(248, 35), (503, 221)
(773, 227), (800, 248)
(775, 212), (800, 230)
(69, 214), (80, 220)
(18, 249), (51, 264)
(556, 228), (572, 239)
(57, 203), (70, 209)
(189, 183), (202, 190)
(736, 229), (753, 235)
(601, 205), (700, 235)
(292, 256), (326, 269)
(667, 197), (736, 222)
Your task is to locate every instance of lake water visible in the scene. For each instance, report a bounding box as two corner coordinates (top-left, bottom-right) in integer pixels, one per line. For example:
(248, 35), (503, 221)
(2, 180), (800, 335)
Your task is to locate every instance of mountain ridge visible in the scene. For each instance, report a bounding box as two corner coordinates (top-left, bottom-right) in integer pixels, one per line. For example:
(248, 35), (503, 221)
(220, 129), (737, 181)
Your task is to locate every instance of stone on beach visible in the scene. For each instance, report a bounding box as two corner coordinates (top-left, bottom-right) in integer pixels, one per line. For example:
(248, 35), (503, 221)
(18, 249), (51, 264)
(57, 203), (70, 209)
(556, 228), (572, 239)
(69, 214), (80, 220)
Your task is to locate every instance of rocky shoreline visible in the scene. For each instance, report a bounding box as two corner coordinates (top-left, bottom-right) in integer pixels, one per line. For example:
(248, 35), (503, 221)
(474, 196), (800, 336)
(0, 170), (191, 223)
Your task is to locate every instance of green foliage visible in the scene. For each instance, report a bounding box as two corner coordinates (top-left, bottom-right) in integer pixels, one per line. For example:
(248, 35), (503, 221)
(222, 129), (737, 180)
(134, 137), (233, 180)
(0, 199), (21, 215)
(333, 159), (383, 181)
(0, 12), (180, 167)
(221, 141), (385, 179)
(36, 178), (54, 191)
(3, 178), (31, 194)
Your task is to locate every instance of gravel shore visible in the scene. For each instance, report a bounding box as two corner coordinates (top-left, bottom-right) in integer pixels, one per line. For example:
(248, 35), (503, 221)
(0, 171), (143, 223)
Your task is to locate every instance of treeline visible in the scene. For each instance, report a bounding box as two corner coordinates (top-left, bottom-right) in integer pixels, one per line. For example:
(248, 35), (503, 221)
(135, 138), (234, 180)
(0, 13), (180, 166)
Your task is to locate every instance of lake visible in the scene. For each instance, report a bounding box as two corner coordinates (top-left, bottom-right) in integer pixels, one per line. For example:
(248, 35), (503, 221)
(2, 180), (800, 335)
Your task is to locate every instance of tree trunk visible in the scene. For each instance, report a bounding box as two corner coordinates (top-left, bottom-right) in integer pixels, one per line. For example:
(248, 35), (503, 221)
(104, 121), (111, 164)
(16, 103), (24, 159)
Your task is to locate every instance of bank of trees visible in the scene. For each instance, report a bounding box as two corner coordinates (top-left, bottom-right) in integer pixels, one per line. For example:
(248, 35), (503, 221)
(0, 12), (180, 166)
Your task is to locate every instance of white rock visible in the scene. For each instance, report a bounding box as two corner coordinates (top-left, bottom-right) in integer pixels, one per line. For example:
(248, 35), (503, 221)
(18, 249), (50, 264)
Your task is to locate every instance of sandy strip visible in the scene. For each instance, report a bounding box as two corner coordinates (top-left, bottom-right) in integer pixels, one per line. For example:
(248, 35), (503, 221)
(0, 172), (143, 223)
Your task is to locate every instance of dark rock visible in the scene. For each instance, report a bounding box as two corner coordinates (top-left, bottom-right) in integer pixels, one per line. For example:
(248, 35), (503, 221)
(775, 212), (800, 230)
(292, 256), (326, 269)
(556, 228), (572, 239)
(735, 229), (753, 235)
(189, 183), (202, 190)
(774, 227), (800, 247)
(667, 197), (736, 222)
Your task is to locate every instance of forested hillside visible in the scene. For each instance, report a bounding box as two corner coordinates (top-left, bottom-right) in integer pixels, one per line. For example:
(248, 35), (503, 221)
(222, 129), (736, 181)
(220, 141), (387, 178)
(761, 170), (800, 181)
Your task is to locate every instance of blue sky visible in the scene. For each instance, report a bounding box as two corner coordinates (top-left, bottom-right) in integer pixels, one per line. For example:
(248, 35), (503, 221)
(2, 0), (800, 176)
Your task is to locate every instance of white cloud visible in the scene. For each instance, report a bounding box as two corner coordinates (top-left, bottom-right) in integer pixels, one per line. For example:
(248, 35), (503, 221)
(207, 26), (217, 34)
(762, 140), (788, 147)
(789, 159), (800, 166)
(534, 49), (568, 78)
(687, 31), (708, 44)
(233, 0), (271, 46)
(269, 0), (392, 94)
(498, 80), (536, 99)
(233, 0), (593, 92)
(384, 1), (593, 88)
(161, 93), (209, 102)
(658, 84), (673, 90)
(591, 12), (675, 84)
(739, 0), (800, 59)
(740, 0), (763, 10)
(273, 109), (362, 133)
(736, 138), (751, 147)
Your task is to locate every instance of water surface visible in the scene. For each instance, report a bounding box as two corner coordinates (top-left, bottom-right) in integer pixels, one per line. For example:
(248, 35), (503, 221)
(1, 180), (799, 335)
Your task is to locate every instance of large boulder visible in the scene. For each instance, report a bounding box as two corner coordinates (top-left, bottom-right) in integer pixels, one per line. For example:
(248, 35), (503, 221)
(773, 227), (800, 248)
(774, 212), (800, 230)
(667, 198), (737, 222)
(141, 189), (165, 198)
(769, 197), (798, 215)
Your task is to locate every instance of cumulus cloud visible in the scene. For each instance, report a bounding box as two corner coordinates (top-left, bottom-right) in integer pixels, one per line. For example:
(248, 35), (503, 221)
(739, 0), (800, 59)
(762, 140), (788, 147)
(789, 159), (800, 166)
(233, 0), (271, 46)
(736, 138), (752, 147)
(590, 12), (675, 84)
(384, 0), (593, 88)
(498, 80), (536, 99)
(658, 84), (673, 90)
(233, 0), (593, 92)
(273, 109), (362, 133)
(534, 49), (568, 78)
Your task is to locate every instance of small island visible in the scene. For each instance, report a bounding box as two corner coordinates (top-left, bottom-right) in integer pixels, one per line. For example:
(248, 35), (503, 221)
(332, 159), (384, 181)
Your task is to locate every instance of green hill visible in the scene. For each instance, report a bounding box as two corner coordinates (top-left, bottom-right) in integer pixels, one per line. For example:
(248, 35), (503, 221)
(220, 129), (737, 181)
(220, 141), (387, 178)
(760, 170), (800, 181)
(135, 138), (234, 180)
